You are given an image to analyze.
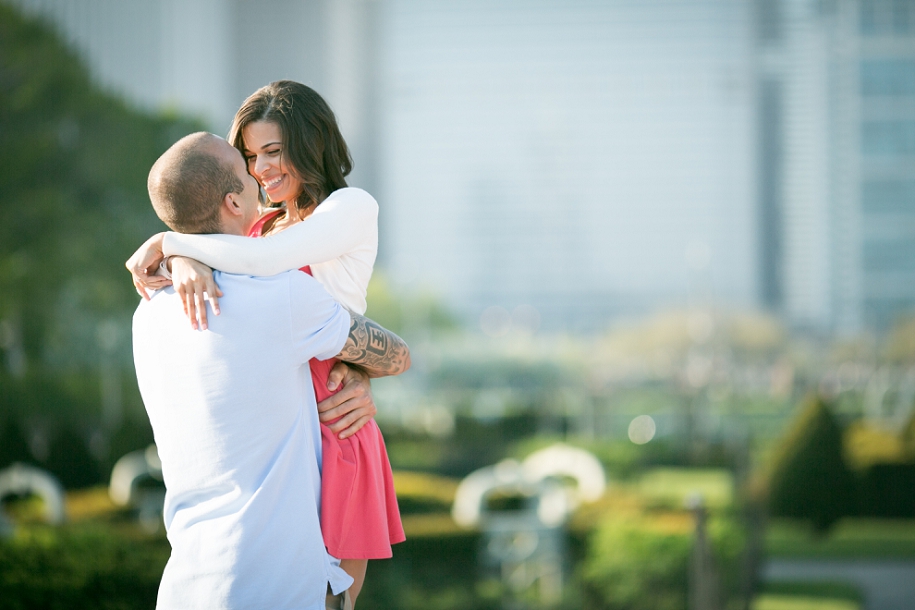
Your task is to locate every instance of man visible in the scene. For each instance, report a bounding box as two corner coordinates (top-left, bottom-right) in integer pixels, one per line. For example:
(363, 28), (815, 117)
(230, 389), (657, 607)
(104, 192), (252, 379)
(132, 132), (409, 609)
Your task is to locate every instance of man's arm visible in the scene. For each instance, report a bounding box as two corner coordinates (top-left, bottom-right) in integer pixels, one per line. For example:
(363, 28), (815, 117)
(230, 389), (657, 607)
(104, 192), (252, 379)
(336, 312), (410, 378)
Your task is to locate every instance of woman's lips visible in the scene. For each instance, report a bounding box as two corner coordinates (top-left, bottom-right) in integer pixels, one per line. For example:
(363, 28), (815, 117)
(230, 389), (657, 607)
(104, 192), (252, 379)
(261, 175), (284, 193)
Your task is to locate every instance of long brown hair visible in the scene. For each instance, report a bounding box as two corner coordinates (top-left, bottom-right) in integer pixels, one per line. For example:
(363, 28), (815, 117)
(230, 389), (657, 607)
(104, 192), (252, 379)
(228, 80), (352, 216)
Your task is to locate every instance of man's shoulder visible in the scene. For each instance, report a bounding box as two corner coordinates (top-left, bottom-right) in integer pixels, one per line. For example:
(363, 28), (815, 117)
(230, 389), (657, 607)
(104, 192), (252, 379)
(211, 269), (325, 297)
(211, 269), (307, 283)
(134, 286), (177, 315)
(210, 271), (336, 322)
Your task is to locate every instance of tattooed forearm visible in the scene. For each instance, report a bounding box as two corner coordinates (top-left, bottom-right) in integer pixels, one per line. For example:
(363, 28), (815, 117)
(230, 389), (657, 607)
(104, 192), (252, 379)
(337, 313), (411, 377)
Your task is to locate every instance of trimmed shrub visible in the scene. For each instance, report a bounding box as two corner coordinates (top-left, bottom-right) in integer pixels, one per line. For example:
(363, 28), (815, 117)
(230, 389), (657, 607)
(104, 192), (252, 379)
(844, 420), (903, 471)
(0, 419), (31, 469)
(0, 524), (169, 609)
(900, 407), (915, 461)
(581, 514), (744, 610)
(44, 428), (100, 490)
(857, 463), (915, 518)
(766, 395), (855, 532)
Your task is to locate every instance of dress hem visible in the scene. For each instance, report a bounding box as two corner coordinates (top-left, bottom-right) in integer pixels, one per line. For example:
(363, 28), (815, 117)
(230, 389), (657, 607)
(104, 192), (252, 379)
(326, 536), (406, 560)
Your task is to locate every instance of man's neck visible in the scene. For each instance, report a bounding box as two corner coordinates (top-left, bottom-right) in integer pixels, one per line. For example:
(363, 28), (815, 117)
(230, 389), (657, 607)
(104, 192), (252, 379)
(219, 216), (248, 236)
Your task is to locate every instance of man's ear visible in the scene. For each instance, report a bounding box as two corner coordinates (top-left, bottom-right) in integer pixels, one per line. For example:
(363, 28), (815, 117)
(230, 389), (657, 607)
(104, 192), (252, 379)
(222, 192), (244, 217)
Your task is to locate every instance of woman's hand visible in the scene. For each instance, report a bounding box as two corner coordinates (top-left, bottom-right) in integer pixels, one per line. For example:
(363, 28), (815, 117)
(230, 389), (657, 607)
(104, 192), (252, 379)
(171, 256), (223, 330)
(126, 233), (169, 299)
(317, 362), (377, 439)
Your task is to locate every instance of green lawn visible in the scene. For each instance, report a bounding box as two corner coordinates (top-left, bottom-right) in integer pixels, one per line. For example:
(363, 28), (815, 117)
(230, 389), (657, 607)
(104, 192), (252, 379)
(767, 518), (915, 558)
(753, 595), (859, 610)
(636, 467), (734, 510)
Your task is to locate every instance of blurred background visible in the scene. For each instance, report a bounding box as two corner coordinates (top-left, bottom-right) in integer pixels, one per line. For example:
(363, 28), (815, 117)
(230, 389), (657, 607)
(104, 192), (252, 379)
(2, 0), (915, 609)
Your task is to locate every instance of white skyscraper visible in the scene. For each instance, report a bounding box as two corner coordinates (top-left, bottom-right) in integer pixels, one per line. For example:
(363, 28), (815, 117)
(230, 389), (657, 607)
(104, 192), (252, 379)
(759, 0), (915, 332)
(379, 0), (759, 330)
(16, 0), (910, 333)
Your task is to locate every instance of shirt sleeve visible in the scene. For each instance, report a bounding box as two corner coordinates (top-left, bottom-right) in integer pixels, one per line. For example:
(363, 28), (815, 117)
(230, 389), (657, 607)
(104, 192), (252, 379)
(287, 273), (351, 365)
(161, 187), (378, 276)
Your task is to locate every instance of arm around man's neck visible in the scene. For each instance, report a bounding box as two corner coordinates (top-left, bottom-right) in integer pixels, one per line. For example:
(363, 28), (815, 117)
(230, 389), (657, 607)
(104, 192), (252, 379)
(336, 313), (410, 378)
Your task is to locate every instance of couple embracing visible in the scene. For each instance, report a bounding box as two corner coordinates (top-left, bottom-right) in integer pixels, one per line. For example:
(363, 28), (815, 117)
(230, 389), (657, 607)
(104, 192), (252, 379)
(128, 81), (408, 609)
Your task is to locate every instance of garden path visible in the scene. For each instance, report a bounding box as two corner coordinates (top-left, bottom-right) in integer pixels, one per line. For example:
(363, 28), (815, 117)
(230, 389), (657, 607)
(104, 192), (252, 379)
(764, 559), (915, 610)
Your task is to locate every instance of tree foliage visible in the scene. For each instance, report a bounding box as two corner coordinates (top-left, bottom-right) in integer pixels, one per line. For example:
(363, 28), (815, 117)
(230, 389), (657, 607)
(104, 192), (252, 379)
(766, 395), (855, 531)
(0, 5), (199, 485)
(0, 4), (199, 375)
(901, 407), (915, 461)
(581, 515), (745, 610)
(0, 524), (169, 609)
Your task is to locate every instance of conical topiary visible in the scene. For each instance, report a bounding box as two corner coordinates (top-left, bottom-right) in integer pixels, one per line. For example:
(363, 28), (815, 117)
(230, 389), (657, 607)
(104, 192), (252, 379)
(900, 404), (915, 462)
(767, 395), (855, 532)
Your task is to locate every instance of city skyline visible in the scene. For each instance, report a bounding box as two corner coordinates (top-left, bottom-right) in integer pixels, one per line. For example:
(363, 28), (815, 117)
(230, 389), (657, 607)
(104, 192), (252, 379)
(8, 0), (915, 334)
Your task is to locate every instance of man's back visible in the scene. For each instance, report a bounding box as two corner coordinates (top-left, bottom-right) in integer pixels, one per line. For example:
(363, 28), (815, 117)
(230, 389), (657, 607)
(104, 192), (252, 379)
(133, 270), (350, 610)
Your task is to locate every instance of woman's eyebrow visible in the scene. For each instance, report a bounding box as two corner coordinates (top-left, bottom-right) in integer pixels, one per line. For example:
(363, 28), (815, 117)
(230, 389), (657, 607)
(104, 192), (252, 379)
(258, 141), (282, 150)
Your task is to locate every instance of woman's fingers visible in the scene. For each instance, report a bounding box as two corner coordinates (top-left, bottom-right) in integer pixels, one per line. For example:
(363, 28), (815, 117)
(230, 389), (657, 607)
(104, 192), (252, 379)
(171, 257), (219, 330)
(125, 233), (166, 280)
(144, 276), (173, 290)
(206, 275), (221, 316)
(177, 284), (197, 330)
(194, 283), (209, 330)
(133, 277), (150, 301)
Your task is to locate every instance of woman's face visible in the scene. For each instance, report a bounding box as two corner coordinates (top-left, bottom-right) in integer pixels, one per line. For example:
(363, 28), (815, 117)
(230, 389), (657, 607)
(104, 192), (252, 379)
(241, 120), (304, 204)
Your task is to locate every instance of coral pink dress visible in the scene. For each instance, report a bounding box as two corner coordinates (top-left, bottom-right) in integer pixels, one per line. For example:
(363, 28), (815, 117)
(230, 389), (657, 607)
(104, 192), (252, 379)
(249, 210), (404, 559)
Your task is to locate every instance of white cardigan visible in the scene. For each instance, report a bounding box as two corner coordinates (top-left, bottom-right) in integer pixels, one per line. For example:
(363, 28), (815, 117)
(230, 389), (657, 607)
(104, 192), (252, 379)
(161, 187), (378, 314)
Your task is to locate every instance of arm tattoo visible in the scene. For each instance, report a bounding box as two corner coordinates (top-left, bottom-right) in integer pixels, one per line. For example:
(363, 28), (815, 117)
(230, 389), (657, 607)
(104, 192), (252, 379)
(338, 313), (410, 377)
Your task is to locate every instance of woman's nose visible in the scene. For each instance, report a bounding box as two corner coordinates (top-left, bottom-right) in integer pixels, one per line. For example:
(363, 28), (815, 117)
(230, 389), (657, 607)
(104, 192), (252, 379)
(253, 156), (266, 176)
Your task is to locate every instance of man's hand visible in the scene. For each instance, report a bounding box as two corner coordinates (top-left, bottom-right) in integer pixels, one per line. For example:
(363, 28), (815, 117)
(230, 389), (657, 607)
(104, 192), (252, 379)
(317, 362), (377, 439)
(126, 233), (168, 300)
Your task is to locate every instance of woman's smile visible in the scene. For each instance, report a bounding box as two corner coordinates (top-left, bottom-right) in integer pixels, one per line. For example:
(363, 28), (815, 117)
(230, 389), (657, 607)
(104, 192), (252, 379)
(261, 174), (287, 196)
(242, 120), (304, 204)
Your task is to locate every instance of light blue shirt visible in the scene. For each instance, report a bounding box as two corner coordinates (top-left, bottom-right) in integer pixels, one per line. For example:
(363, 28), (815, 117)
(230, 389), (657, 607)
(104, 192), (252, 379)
(133, 270), (353, 609)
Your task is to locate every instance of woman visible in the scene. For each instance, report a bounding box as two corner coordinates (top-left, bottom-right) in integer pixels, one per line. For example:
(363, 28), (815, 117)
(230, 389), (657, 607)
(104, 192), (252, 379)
(128, 81), (404, 609)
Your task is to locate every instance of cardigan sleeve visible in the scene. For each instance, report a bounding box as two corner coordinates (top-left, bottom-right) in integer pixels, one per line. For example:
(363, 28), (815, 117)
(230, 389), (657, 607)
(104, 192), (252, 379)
(161, 188), (378, 276)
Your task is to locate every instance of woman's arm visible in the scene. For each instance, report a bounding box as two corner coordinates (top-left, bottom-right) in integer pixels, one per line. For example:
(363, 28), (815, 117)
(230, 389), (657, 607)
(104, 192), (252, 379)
(162, 187), (377, 276)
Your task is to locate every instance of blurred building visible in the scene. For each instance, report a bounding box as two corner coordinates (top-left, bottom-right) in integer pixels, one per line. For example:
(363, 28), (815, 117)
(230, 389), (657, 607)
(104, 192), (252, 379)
(8, 0), (914, 333)
(759, 0), (915, 333)
(379, 0), (759, 331)
(4, 0), (381, 189)
(383, 0), (915, 333)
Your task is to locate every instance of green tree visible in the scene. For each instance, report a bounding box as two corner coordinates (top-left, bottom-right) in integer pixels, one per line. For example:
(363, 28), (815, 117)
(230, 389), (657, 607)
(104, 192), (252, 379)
(766, 395), (855, 532)
(0, 4), (198, 375)
(900, 406), (915, 462)
(0, 4), (198, 485)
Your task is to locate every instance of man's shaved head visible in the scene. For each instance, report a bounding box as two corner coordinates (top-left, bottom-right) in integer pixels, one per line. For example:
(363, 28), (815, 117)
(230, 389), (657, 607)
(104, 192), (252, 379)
(148, 132), (245, 234)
